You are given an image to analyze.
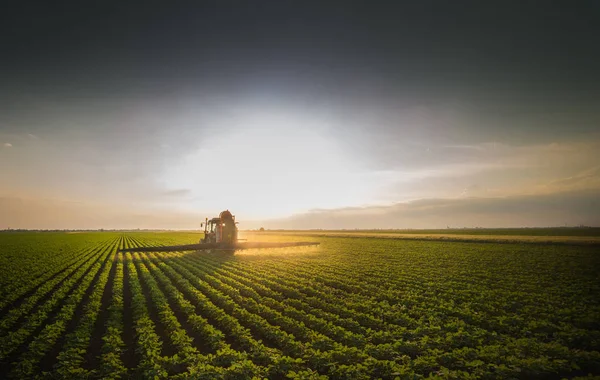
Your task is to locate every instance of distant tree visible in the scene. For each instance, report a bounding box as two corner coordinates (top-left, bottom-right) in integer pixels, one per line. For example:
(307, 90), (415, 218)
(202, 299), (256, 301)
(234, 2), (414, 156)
(259, 227), (265, 232)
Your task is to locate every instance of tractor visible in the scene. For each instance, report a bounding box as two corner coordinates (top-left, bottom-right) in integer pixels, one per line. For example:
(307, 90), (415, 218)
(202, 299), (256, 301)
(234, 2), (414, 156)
(201, 210), (238, 245)
(120, 210), (319, 252)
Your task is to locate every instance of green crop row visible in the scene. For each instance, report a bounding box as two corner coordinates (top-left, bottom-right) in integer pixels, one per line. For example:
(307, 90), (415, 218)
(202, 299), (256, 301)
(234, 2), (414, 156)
(0, 231), (598, 379)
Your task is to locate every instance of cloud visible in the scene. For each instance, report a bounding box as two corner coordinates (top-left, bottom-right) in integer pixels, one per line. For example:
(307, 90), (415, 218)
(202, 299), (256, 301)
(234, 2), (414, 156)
(161, 188), (191, 197)
(372, 139), (600, 202)
(27, 133), (38, 139)
(3, 143), (12, 148)
(260, 189), (600, 229)
(443, 144), (486, 151)
(340, 131), (600, 178)
(542, 166), (600, 193)
(460, 184), (484, 197)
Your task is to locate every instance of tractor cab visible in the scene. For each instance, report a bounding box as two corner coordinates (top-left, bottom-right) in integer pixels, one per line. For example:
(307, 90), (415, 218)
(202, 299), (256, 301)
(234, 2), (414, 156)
(201, 210), (238, 245)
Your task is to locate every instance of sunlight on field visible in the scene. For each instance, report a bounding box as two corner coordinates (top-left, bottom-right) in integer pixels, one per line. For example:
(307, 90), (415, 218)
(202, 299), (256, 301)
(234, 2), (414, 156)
(235, 246), (322, 258)
(234, 231), (323, 257)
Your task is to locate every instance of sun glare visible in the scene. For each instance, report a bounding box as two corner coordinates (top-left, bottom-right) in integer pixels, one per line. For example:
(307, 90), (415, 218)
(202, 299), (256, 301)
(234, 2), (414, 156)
(160, 113), (383, 219)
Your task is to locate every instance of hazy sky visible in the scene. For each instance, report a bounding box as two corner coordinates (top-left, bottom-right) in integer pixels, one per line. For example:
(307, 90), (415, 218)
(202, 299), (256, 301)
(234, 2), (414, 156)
(1, 1), (599, 229)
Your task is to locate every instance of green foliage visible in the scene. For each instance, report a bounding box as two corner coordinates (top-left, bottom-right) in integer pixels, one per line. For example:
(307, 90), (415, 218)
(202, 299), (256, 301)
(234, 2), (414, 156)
(0, 231), (598, 379)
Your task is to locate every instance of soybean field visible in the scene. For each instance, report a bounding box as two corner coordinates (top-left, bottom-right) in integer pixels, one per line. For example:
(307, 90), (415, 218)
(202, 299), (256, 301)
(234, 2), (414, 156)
(0, 231), (598, 379)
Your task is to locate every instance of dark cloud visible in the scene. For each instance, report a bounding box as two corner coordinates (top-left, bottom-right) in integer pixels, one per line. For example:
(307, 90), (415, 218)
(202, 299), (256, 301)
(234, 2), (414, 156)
(2, 2), (599, 135)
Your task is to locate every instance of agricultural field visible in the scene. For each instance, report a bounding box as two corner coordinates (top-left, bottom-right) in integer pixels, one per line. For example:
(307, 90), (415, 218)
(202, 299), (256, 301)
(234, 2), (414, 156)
(0, 231), (599, 379)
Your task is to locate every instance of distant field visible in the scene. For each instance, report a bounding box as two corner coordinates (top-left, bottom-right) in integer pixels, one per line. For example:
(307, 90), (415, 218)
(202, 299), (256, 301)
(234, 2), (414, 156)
(356, 227), (600, 236)
(0, 231), (599, 378)
(320, 227), (600, 236)
(259, 228), (600, 246)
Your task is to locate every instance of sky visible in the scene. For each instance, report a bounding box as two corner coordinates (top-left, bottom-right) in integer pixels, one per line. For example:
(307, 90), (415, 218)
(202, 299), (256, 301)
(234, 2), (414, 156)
(1, 1), (599, 229)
